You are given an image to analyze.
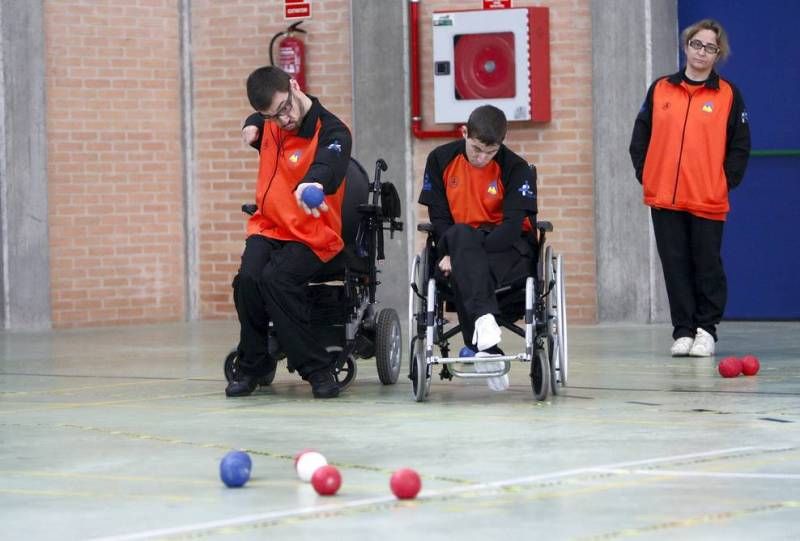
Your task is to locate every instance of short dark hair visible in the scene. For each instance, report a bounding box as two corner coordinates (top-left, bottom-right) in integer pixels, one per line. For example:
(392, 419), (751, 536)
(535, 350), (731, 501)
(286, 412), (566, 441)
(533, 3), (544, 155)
(246, 66), (291, 111)
(466, 105), (507, 146)
(681, 19), (731, 63)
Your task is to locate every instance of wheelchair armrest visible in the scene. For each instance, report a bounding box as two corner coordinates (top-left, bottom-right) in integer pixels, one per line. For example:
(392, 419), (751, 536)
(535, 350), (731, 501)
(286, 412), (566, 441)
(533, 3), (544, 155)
(357, 203), (380, 216)
(417, 222), (435, 234)
(536, 221), (553, 233)
(242, 204), (257, 216)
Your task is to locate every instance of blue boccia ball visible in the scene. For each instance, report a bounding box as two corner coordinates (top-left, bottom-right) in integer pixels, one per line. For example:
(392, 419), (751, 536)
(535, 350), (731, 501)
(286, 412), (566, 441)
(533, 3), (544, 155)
(220, 450), (252, 488)
(458, 346), (476, 358)
(301, 185), (325, 209)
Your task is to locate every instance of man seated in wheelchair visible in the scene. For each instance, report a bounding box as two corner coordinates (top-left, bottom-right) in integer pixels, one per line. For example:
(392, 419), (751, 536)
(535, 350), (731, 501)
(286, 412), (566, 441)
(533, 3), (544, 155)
(418, 105), (538, 391)
(226, 66), (352, 399)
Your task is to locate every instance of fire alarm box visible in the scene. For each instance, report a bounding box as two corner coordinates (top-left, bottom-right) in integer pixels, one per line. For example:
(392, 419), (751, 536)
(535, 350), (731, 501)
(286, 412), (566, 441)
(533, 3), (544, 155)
(432, 7), (550, 123)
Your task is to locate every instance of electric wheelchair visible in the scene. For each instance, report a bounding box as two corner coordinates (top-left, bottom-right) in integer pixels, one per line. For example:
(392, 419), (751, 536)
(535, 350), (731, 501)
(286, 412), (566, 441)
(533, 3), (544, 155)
(224, 158), (404, 390)
(408, 216), (568, 401)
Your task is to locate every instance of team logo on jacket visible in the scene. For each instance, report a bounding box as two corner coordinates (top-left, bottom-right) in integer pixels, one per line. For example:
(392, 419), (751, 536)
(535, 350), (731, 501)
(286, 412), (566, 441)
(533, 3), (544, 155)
(327, 140), (342, 154)
(741, 110), (749, 124)
(702, 102), (714, 113)
(487, 180), (498, 196)
(289, 150), (301, 163)
(448, 176), (459, 188)
(518, 181), (535, 199)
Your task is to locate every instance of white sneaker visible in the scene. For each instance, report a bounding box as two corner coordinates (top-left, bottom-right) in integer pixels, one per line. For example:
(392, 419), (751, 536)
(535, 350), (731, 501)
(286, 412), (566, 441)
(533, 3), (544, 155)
(472, 314), (502, 352)
(670, 337), (694, 357)
(474, 352), (509, 391)
(689, 328), (715, 357)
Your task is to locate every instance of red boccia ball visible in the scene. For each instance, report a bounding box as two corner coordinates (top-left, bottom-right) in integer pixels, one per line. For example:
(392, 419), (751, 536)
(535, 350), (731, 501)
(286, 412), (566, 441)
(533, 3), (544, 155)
(741, 355), (760, 376)
(390, 468), (422, 500)
(311, 465), (341, 496)
(718, 357), (743, 378)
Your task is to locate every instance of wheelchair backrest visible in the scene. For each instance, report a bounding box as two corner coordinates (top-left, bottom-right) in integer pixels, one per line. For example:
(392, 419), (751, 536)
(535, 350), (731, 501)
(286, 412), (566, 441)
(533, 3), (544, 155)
(341, 158), (370, 246)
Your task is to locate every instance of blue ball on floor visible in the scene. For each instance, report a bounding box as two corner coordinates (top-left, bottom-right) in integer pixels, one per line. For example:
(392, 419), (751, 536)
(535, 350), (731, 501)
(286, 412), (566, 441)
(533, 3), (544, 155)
(459, 346), (476, 358)
(301, 185), (325, 209)
(220, 450), (252, 488)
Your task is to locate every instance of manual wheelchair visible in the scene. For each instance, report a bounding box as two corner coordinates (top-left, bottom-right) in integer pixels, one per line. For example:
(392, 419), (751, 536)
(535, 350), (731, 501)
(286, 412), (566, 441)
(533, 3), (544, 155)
(224, 158), (404, 390)
(408, 217), (568, 401)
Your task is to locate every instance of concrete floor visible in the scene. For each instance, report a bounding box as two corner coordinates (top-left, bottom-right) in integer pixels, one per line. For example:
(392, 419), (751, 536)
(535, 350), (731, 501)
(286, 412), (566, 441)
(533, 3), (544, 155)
(1, 320), (799, 540)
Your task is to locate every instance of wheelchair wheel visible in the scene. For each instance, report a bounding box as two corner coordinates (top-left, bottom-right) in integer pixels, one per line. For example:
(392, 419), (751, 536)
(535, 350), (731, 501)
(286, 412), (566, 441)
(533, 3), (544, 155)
(375, 308), (402, 385)
(555, 253), (569, 386)
(410, 348), (430, 402)
(408, 252), (428, 349)
(530, 342), (550, 401)
(548, 336), (559, 396)
(223, 349), (276, 387)
(328, 346), (357, 390)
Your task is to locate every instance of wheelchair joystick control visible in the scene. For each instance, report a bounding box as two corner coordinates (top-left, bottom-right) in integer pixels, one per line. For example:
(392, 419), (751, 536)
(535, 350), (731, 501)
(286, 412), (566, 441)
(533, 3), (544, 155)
(301, 185), (325, 209)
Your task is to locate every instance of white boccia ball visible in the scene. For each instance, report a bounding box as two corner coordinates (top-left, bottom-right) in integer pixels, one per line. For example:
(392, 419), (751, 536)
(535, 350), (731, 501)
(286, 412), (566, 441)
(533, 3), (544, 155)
(296, 451), (328, 482)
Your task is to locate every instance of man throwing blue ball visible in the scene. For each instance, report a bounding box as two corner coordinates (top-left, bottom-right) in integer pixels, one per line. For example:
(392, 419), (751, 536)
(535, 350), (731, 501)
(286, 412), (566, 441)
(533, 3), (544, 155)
(228, 66), (352, 399)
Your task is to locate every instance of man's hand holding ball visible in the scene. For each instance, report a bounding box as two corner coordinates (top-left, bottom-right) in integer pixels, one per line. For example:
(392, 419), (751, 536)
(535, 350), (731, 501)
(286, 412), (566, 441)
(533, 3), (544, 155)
(295, 182), (328, 218)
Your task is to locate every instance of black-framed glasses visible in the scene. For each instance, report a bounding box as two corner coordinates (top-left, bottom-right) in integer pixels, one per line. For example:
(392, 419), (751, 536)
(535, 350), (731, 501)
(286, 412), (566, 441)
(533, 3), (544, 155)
(688, 39), (720, 55)
(260, 90), (293, 120)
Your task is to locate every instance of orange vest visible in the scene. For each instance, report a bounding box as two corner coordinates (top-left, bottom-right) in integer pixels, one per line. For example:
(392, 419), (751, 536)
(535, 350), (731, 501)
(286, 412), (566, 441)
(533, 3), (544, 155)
(443, 155), (504, 227)
(643, 78), (735, 220)
(246, 120), (345, 262)
(443, 155), (533, 232)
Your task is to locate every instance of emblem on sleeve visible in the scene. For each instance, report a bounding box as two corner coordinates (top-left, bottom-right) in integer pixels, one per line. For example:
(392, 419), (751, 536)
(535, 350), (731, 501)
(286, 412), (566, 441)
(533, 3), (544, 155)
(326, 140), (342, 154)
(422, 171), (432, 191)
(518, 181), (535, 199)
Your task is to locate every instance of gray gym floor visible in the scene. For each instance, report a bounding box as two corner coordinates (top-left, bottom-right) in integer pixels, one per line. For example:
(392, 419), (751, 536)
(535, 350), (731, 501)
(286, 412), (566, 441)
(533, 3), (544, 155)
(2, 320), (799, 540)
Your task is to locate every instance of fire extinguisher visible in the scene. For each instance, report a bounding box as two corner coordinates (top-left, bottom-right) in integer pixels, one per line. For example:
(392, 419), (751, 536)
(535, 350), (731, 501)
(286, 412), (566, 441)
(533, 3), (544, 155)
(270, 21), (307, 92)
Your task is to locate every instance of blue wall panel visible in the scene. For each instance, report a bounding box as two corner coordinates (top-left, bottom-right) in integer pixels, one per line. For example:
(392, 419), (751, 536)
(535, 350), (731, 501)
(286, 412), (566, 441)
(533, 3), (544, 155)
(678, 0), (800, 319)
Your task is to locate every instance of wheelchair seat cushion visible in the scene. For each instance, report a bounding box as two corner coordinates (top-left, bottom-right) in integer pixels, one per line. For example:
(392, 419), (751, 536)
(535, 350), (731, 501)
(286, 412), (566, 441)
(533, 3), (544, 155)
(311, 246), (369, 282)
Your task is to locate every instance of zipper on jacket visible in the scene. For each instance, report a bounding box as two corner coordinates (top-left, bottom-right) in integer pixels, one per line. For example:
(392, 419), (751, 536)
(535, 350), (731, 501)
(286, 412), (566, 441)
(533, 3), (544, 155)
(672, 93), (693, 204)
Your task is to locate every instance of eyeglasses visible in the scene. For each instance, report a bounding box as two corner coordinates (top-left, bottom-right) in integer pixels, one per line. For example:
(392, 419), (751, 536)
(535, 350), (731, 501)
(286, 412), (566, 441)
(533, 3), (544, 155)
(688, 39), (720, 55)
(259, 90), (293, 120)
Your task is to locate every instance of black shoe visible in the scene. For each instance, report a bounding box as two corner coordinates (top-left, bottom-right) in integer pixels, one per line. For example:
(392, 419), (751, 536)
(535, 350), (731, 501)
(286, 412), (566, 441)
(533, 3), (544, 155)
(307, 369), (340, 399)
(225, 374), (257, 397)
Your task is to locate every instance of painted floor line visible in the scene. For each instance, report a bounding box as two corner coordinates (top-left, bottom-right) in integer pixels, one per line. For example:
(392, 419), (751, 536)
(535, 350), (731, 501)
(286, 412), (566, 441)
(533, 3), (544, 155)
(90, 445), (760, 541)
(596, 468), (800, 480)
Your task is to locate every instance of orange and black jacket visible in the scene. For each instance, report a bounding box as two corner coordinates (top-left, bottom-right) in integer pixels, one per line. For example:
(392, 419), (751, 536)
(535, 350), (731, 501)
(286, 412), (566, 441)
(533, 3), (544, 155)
(243, 98), (352, 262)
(418, 139), (537, 254)
(629, 69), (751, 220)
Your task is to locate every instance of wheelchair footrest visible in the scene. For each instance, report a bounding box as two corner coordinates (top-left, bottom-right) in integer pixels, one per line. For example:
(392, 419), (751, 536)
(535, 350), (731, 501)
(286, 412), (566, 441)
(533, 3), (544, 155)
(433, 353), (527, 365)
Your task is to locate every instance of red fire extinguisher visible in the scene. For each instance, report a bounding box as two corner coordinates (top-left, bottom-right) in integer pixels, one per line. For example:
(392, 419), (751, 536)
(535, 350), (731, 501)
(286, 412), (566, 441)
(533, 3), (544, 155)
(270, 21), (307, 92)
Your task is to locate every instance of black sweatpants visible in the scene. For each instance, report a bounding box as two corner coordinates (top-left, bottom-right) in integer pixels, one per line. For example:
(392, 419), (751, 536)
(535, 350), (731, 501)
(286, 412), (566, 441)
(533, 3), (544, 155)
(234, 235), (332, 379)
(651, 208), (727, 341)
(440, 224), (531, 346)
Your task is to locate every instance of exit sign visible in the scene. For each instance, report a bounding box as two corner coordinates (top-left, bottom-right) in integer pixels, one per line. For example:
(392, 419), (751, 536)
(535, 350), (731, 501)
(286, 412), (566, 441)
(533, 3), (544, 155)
(285, 0), (311, 19)
(483, 0), (512, 8)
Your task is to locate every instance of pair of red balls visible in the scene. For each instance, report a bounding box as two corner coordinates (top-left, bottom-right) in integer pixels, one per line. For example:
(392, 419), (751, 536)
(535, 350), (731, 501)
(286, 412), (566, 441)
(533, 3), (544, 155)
(718, 355), (760, 378)
(309, 465), (422, 499)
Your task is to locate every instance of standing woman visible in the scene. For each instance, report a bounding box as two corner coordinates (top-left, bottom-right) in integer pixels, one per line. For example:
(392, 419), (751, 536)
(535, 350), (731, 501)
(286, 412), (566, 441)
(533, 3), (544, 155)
(630, 19), (751, 357)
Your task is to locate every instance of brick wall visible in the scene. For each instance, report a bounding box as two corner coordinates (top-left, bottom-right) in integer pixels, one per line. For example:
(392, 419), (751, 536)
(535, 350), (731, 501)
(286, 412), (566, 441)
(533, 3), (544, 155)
(411, 0), (596, 323)
(43, 0), (594, 327)
(191, 0), (353, 319)
(44, 0), (185, 327)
